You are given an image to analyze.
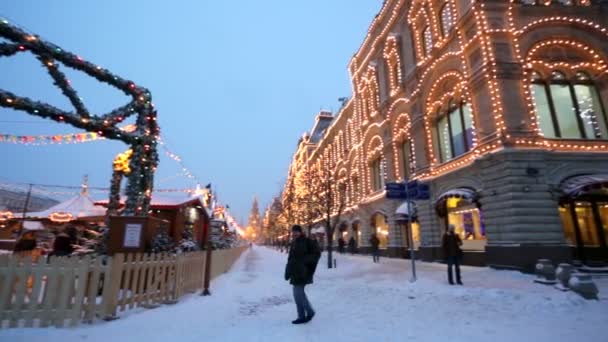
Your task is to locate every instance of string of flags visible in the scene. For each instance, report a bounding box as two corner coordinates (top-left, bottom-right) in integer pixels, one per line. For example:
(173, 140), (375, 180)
(0, 125), (136, 145)
(0, 132), (103, 145)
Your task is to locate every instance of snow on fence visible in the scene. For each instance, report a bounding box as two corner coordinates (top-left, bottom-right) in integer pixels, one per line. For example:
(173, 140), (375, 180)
(0, 246), (247, 328)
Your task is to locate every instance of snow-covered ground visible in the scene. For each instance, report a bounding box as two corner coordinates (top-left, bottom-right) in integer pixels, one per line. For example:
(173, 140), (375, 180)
(1, 247), (607, 342)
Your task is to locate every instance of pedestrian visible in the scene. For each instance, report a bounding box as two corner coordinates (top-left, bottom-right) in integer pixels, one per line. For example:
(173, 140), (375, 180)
(13, 231), (37, 253)
(284, 225), (321, 325)
(50, 232), (73, 257)
(370, 233), (380, 263)
(348, 236), (357, 254)
(442, 224), (463, 285)
(338, 236), (345, 254)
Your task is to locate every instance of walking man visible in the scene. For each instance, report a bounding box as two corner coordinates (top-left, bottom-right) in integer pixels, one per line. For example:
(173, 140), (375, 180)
(442, 224), (463, 285)
(284, 225), (321, 324)
(348, 236), (357, 254)
(370, 233), (380, 263)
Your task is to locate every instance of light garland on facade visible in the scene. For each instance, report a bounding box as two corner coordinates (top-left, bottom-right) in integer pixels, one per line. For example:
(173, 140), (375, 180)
(283, 0), (608, 216)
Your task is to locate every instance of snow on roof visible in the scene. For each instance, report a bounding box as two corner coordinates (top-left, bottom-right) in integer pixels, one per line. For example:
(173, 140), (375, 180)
(27, 193), (106, 219)
(95, 194), (204, 209)
(23, 221), (44, 230)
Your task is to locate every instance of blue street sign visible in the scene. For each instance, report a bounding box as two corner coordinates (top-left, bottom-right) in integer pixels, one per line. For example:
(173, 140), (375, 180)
(386, 190), (408, 199)
(387, 180), (430, 200)
(385, 182), (406, 191)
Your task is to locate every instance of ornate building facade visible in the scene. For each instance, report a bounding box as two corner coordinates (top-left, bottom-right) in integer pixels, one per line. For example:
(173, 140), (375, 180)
(283, 0), (608, 271)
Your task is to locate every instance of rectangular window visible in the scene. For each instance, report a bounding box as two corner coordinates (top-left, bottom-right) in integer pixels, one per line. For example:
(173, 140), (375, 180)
(550, 84), (581, 138)
(574, 84), (608, 139)
(370, 158), (384, 192)
(400, 141), (411, 180)
(449, 107), (465, 157)
(532, 84), (557, 138)
(462, 103), (474, 148)
(437, 116), (452, 163)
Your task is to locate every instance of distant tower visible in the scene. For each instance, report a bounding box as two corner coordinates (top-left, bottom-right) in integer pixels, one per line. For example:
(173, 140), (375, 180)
(247, 196), (262, 241)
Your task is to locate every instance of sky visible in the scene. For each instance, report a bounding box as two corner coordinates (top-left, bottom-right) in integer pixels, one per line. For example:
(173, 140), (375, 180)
(0, 0), (381, 222)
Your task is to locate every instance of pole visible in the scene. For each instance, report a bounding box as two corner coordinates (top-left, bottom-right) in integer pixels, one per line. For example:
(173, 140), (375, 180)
(20, 184), (33, 234)
(404, 179), (416, 282)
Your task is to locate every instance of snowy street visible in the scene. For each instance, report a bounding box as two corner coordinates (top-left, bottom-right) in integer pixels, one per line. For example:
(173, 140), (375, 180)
(2, 247), (607, 342)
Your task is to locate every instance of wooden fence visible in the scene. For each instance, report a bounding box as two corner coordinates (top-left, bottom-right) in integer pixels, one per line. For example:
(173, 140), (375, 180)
(0, 246), (247, 328)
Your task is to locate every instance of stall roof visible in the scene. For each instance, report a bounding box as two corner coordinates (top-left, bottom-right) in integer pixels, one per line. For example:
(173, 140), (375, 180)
(27, 193), (106, 220)
(95, 194), (205, 210)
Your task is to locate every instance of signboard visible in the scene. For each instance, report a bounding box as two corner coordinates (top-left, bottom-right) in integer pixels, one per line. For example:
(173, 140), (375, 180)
(123, 223), (142, 248)
(386, 181), (430, 200)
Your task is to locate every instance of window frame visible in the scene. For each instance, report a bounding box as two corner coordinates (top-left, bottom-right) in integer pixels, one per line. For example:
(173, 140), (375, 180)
(439, 2), (453, 38)
(435, 100), (473, 163)
(531, 70), (608, 140)
(400, 140), (412, 180)
(370, 157), (384, 192)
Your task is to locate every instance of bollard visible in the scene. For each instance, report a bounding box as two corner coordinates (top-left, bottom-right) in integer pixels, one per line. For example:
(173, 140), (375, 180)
(333, 258), (337, 268)
(555, 263), (575, 291)
(568, 273), (599, 300)
(534, 259), (557, 285)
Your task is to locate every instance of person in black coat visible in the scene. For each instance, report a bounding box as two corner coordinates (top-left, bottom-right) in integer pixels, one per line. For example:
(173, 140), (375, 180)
(284, 225), (320, 325)
(348, 236), (357, 254)
(338, 236), (345, 254)
(51, 233), (74, 257)
(442, 224), (463, 285)
(13, 231), (37, 253)
(370, 233), (380, 263)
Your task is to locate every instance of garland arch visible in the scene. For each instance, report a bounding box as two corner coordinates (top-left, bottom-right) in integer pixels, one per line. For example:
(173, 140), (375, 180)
(0, 19), (159, 216)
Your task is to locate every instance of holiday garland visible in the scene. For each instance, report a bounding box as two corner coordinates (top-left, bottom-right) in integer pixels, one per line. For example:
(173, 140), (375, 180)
(0, 19), (159, 215)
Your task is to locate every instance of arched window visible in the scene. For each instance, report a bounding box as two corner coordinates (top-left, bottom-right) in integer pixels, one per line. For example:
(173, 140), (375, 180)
(530, 70), (608, 139)
(422, 26), (433, 56)
(370, 157), (385, 192)
(400, 140), (413, 180)
(440, 3), (454, 38)
(434, 100), (474, 163)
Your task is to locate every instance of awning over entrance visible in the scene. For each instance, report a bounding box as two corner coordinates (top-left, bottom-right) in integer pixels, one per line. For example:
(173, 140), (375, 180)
(435, 188), (476, 204)
(561, 174), (608, 197)
(434, 188), (477, 216)
(396, 201), (416, 219)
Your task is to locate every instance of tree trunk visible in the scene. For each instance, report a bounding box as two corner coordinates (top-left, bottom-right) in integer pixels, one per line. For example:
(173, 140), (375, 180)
(327, 235), (333, 269)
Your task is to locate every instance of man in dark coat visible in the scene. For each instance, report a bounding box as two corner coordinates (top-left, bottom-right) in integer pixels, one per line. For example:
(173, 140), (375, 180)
(348, 236), (357, 254)
(442, 224), (463, 285)
(370, 233), (380, 263)
(284, 225), (321, 325)
(51, 233), (74, 257)
(338, 236), (345, 254)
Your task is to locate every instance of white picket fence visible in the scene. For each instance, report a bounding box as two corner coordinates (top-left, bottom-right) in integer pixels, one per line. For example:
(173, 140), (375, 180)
(0, 246), (247, 328)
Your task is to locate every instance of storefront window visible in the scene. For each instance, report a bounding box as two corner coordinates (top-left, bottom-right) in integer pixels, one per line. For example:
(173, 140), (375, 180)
(402, 221), (420, 250)
(446, 197), (486, 249)
(559, 204), (577, 245)
(352, 222), (360, 246)
(575, 202), (601, 246)
(372, 214), (389, 249)
(559, 201), (607, 247)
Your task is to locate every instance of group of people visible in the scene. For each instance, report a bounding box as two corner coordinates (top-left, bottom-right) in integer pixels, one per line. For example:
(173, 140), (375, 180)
(336, 235), (358, 255)
(282, 223), (464, 325)
(13, 227), (77, 258)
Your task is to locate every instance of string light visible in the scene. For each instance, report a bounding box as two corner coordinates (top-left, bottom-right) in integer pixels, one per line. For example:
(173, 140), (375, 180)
(283, 0), (607, 214)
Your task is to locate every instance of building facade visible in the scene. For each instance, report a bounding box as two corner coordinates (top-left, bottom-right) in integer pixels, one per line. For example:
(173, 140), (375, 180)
(283, 0), (608, 271)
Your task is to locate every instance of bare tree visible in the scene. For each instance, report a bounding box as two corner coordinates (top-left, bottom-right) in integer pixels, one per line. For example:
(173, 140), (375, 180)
(313, 162), (347, 269)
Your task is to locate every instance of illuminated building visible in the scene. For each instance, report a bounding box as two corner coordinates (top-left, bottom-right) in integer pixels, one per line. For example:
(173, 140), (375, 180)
(283, 0), (608, 270)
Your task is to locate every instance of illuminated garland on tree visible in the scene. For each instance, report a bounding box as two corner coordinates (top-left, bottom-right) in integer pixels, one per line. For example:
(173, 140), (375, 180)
(0, 19), (159, 215)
